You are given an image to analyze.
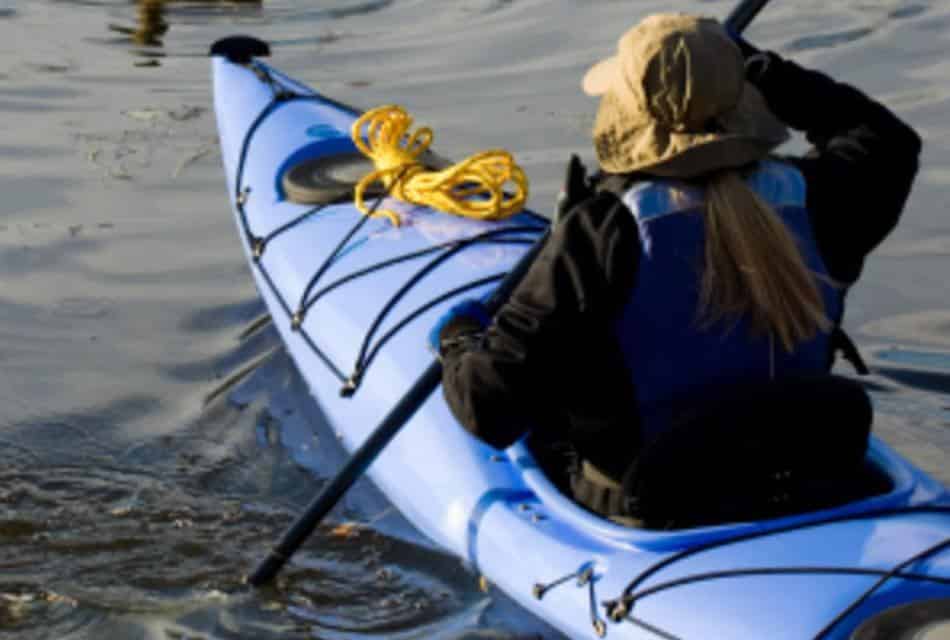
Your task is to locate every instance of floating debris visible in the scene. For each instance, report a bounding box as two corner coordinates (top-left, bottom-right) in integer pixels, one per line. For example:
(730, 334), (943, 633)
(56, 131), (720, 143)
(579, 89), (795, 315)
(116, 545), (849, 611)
(123, 107), (164, 123)
(328, 522), (362, 539)
(168, 106), (205, 122)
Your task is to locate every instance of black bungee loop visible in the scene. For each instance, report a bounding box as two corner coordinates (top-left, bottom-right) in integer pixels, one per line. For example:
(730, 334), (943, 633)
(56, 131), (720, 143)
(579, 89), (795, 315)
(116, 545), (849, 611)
(533, 564), (608, 637)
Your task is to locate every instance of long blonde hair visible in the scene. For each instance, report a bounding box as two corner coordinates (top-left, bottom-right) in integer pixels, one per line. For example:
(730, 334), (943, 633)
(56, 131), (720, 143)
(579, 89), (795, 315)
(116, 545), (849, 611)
(698, 170), (832, 352)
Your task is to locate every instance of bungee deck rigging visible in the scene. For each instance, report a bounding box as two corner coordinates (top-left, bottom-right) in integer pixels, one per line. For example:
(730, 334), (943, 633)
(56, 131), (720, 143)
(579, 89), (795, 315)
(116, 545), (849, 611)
(230, 60), (545, 395)
(523, 504), (950, 638)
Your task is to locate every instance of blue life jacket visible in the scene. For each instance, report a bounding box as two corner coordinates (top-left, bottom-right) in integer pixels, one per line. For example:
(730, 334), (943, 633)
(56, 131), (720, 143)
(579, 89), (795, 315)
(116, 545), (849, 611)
(613, 161), (843, 443)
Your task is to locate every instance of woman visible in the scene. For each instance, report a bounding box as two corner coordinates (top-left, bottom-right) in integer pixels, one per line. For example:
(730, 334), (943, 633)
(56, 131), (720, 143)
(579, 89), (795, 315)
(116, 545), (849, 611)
(432, 14), (921, 525)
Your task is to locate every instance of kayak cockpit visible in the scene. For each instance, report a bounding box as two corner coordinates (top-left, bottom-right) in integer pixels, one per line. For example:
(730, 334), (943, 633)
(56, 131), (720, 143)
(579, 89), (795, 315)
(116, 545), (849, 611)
(509, 435), (941, 550)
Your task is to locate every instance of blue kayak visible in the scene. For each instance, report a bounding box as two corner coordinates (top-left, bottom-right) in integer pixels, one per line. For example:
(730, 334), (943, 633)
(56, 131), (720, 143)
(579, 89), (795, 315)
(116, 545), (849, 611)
(210, 39), (950, 639)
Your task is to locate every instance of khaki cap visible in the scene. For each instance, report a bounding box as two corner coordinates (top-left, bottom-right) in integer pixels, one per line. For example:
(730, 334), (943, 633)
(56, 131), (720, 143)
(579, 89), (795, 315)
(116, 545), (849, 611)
(582, 13), (788, 177)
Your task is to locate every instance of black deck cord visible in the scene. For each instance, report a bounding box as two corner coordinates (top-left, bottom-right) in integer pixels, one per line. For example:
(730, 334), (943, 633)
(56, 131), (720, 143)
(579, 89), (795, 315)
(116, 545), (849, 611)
(355, 241), (536, 372)
(533, 567), (586, 599)
(298, 229), (542, 317)
(251, 260), (347, 381)
(612, 553), (950, 639)
(298, 237), (537, 396)
(532, 565), (608, 637)
(581, 567), (609, 638)
(352, 230), (542, 368)
(343, 229), (543, 394)
(233, 97), (289, 241)
(811, 536), (950, 639)
(625, 565), (950, 607)
(623, 616), (682, 640)
(292, 210), (374, 328)
(300, 244), (449, 314)
(288, 205), (539, 384)
(357, 273), (508, 373)
(250, 61), (294, 99)
(239, 60), (387, 328)
(258, 61), (363, 119)
(605, 505), (950, 621)
(255, 203), (328, 257)
(233, 89), (350, 382)
(233, 63), (325, 242)
(290, 164), (417, 329)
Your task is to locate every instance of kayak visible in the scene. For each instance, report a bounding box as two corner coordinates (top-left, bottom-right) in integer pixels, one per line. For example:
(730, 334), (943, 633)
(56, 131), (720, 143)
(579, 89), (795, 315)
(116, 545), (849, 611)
(209, 37), (950, 639)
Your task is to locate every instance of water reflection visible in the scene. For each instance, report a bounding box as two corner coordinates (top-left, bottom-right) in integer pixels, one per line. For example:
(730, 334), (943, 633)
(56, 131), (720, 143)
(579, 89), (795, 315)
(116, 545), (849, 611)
(129, 0), (167, 46)
(108, 0), (262, 48)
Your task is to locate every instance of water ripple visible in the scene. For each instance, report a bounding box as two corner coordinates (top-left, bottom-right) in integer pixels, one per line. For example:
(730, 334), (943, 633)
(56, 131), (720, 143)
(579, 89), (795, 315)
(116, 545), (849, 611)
(785, 27), (875, 52)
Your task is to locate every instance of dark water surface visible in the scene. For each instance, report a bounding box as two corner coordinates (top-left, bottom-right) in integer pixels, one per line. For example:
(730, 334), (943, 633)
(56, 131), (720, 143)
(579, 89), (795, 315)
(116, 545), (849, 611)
(1, 1), (948, 637)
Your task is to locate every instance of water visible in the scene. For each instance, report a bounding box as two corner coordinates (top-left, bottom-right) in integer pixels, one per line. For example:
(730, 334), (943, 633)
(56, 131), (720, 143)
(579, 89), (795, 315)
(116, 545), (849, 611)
(1, 0), (948, 637)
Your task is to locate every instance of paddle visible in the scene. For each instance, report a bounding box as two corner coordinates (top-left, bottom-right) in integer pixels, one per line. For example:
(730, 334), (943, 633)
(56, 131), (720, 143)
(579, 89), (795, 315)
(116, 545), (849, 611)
(246, 0), (773, 587)
(724, 0), (773, 34)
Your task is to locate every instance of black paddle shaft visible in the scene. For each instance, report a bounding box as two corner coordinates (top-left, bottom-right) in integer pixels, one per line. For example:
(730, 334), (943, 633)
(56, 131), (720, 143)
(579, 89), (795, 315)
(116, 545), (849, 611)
(246, 0), (772, 587)
(724, 0), (771, 32)
(247, 229), (550, 586)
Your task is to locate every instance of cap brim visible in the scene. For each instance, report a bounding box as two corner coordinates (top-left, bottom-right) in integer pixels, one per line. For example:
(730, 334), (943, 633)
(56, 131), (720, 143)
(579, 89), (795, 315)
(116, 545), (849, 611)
(591, 81), (790, 177)
(582, 56), (619, 97)
(717, 82), (790, 149)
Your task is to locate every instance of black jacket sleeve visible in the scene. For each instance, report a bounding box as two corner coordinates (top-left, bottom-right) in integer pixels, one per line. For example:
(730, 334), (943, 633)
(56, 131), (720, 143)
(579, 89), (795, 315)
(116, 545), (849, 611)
(439, 192), (640, 452)
(751, 53), (922, 284)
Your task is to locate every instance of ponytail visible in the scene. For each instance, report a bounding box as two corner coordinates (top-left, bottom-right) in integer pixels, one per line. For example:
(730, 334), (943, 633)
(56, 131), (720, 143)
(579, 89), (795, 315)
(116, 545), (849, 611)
(699, 170), (832, 352)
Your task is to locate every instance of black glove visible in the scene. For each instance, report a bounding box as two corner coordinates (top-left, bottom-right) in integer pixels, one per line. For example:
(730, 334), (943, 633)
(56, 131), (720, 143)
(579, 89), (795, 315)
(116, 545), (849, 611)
(428, 299), (490, 355)
(554, 154), (592, 226)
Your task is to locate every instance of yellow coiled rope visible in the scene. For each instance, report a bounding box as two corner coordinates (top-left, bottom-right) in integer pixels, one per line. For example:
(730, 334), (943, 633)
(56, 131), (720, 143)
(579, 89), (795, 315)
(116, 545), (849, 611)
(351, 105), (528, 226)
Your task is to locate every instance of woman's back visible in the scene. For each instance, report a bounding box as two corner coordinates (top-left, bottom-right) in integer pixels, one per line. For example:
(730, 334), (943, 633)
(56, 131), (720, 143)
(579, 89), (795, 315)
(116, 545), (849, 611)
(612, 161), (841, 441)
